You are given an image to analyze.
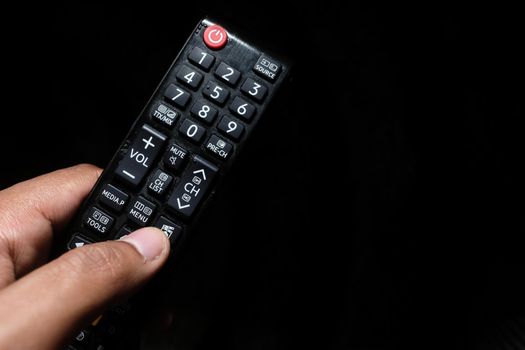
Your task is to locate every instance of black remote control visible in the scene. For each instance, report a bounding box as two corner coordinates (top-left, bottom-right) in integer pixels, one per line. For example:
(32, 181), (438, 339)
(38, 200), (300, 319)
(58, 18), (289, 349)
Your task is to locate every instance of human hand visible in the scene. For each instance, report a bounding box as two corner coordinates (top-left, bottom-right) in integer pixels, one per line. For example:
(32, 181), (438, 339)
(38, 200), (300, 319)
(0, 164), (170, 350)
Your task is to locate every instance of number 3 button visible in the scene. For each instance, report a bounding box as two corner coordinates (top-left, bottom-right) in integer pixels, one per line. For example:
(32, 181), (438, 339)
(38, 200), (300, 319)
(241, 78), (267, 102)
(217, 115), (244, 141)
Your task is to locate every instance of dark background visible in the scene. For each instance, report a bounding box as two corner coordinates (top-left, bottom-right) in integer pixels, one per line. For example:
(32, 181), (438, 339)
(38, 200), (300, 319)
(2, 2), (525, 349)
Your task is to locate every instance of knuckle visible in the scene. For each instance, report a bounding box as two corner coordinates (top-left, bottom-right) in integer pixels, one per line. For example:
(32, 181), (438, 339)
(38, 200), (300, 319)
(58, 244), (130, 282)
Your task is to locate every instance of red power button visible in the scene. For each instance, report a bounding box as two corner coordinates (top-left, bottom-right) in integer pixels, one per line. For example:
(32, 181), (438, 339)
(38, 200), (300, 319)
(203, 25), (228, 50)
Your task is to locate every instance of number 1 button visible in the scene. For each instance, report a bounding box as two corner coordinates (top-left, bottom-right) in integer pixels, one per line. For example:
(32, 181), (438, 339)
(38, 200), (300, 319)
(188, 47), (215, 71)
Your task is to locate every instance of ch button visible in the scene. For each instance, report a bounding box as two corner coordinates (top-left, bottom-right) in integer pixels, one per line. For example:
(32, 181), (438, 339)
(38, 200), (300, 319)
(115, 125), (167, 187)
(167, 156), (218, 218)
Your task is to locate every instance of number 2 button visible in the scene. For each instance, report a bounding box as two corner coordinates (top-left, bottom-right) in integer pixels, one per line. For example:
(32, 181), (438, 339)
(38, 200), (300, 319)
(176, 65), (203, 90)
(218, 116), (244, 141)
(215, 62), (241, 86)
(241, 78), (267, 102)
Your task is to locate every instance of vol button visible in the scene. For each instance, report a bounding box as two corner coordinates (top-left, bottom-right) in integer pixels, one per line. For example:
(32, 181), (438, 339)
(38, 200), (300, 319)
(115, 125), (167, 187)
(203, 25), (228, 50)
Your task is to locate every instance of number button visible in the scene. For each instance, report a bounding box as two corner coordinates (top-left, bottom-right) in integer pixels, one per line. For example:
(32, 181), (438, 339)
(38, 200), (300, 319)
(190, 100), (218, 124)
(203, 81), (230, 106)
(229, 96), (256, 121)
(217, 115), (245, 141)
(240, 78), (267, 102)
(179, 119), (206, 143)
(176, 65), (203, 90)
(214, 62), (241, 86)
(188, 47), (215, 71)
(164, 84), (191, 109)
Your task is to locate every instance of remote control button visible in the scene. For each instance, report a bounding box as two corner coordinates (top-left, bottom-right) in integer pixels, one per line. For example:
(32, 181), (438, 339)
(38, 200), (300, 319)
(176, 65), (203, 90)
(97, 318), (122, 341)
(241, 78), (267, 102)
(84, 207), (114, 236)
(154, 216), (182, 244)
(74, 329), (91, 345)
(114, 226), (132, 240)
(179, 119), (206, 143)
(253, 55), (282, 82)
(167, 156), (219, 218)
(229, 96), (256, 121)
(115, 124), (167, 187)
(164, 84), (191, 109)
(151, 103), (179, 129)
(190, 100), (218, 124)
(215, 62), (241, 86)
(127, 196), (156, 226)
(67, 234), (95, 250)
(164, 143), (188, 172)
(148, 169), (173, 196)
(203, 81), (230, 106)
(188, 47), (215, 71)
(205, 134), (233, 160)
(217, 115), (244, 141)
(66, 345), (84, 350)
(99, 184), (129, 212)
(203, 24), (228, 50)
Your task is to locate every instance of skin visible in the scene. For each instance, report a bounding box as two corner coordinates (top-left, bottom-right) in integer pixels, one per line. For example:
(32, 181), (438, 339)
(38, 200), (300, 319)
(0, 164), (170, 350)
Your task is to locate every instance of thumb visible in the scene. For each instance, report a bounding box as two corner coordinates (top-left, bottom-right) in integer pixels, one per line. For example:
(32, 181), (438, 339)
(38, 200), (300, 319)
(0, 227), (170, 350)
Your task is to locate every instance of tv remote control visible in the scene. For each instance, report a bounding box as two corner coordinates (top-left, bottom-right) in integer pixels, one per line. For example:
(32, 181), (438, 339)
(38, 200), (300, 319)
(58, 18), (289, 349)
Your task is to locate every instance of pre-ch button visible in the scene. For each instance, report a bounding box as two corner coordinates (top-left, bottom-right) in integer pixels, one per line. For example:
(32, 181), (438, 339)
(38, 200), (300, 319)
(205, 135), (232, 160)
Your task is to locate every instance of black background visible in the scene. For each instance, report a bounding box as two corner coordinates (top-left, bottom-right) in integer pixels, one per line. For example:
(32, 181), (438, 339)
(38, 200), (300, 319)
(2, 2), (525, 349)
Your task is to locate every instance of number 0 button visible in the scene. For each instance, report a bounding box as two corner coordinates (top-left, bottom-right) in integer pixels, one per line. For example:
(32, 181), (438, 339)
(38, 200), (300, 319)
(241, 78), (267, 102)
(179, 119), (205, 143)
(217, 115), (244, 141)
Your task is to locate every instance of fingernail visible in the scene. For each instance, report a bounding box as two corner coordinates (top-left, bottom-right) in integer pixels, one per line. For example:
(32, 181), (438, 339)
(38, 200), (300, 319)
(120, 227), (168, 261)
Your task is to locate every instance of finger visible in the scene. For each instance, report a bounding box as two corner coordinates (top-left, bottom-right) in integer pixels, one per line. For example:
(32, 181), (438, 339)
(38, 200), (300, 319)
(0, 164), (101, 282)
(0, 227), (170, 350)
